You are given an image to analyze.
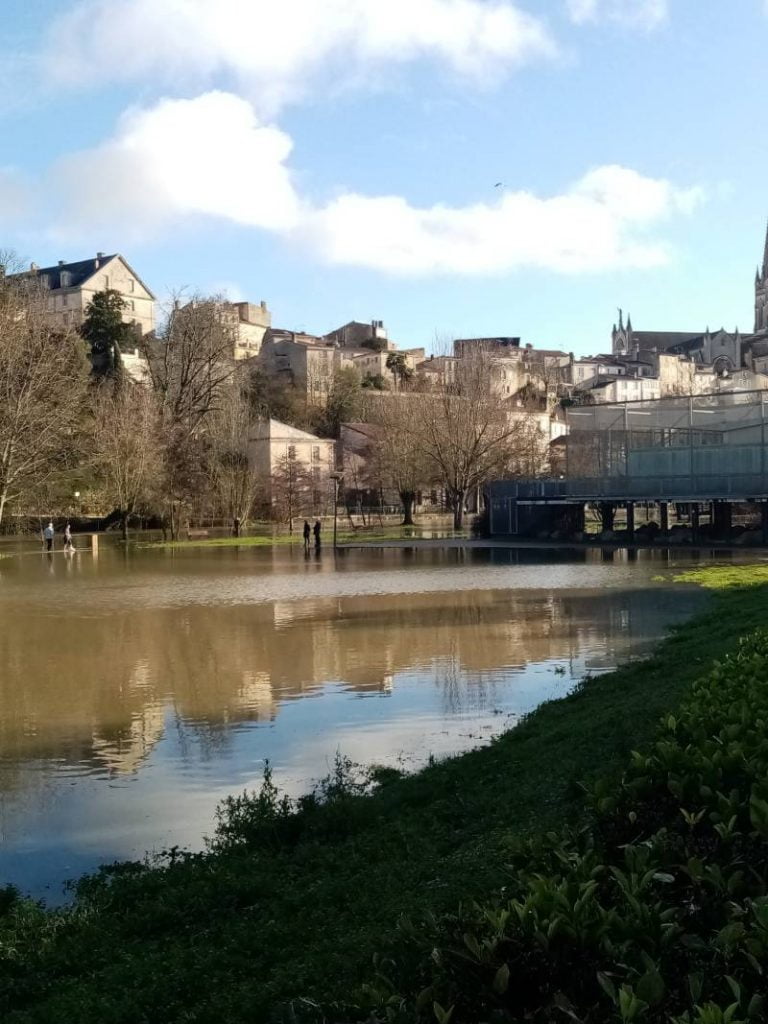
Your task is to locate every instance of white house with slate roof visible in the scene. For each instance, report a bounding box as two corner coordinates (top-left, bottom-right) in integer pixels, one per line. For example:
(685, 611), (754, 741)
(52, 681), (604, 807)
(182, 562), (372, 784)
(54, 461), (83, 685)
(11, 253), (156, 337)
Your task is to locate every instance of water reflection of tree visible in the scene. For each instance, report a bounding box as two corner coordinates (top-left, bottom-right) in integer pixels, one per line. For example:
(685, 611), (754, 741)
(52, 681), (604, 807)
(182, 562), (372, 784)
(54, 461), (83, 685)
(0, 586), (703, 781)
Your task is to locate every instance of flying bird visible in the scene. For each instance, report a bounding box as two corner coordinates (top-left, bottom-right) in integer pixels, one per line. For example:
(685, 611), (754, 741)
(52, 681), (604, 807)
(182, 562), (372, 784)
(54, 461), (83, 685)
(494, 182), (503, 188)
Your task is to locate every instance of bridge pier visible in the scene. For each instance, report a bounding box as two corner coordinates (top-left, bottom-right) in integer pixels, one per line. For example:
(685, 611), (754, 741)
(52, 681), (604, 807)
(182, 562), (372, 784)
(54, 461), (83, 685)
(713, 501), (732, 539)
(599, 502), (615, 532)
(691, 505), (700, 543)
(626, 501), (635, 540)
(659, 502), (669, 534)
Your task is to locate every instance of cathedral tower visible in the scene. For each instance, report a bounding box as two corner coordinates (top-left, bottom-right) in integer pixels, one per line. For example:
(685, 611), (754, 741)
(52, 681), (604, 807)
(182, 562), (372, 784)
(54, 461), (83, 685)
(755, 220), (768, 333)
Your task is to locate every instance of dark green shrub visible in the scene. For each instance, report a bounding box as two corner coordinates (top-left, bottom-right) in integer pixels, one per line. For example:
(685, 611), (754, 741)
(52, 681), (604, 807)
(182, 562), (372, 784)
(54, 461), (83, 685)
(351, 631), (768, 1023)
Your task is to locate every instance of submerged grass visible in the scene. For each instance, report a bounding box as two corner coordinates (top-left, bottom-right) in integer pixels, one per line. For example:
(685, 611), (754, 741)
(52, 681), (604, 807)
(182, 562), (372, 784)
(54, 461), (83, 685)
(2, 566), (768, 1022)
(142, 527), (425, 549)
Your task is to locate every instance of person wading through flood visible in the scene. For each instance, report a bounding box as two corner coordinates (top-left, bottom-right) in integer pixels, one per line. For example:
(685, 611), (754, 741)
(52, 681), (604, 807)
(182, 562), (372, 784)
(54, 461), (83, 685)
(303, 520), (311, 551)
(313, 519), (321, 550)
(42, 521), (54, 552)
(64, 523), (74, 552)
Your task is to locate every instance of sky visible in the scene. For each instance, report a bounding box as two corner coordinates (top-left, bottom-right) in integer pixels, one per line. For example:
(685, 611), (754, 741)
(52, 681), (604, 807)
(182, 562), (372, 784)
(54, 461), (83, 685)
(1, 0), (767, 355)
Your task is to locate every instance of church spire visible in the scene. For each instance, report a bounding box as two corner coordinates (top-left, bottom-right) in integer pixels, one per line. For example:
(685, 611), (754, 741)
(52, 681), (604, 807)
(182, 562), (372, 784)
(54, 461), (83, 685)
(626, 312), (633, 332)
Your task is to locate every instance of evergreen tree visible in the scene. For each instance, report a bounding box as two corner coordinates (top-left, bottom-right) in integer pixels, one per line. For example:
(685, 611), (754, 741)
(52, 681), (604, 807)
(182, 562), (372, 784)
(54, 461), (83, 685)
(80, 289), (133, 379)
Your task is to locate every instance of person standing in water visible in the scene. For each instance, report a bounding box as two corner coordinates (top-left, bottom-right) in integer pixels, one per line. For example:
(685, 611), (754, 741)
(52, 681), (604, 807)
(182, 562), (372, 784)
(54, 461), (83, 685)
(313, 519), (321, 550)
(42, 521), (54, 552)
(64, 523), (74, 552)
(303, 520), (311, 550)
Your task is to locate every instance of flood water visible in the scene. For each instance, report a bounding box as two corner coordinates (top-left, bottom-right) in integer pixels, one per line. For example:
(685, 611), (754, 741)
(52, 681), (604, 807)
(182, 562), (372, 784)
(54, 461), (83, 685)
(0, 542), (736, 901)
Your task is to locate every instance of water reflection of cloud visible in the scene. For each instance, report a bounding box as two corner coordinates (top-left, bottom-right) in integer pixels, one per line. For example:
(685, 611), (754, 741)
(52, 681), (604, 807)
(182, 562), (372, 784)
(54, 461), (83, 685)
(0, 569), (708, 900)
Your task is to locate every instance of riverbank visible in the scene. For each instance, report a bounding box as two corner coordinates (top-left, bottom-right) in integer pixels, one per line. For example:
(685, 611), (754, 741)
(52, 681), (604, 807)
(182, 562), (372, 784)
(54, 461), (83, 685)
(1, 565), (766, 1022)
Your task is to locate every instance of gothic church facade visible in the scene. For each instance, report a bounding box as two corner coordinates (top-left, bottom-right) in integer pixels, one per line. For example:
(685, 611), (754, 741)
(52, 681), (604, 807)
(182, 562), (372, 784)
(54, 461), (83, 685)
(612, 224), (768, 374)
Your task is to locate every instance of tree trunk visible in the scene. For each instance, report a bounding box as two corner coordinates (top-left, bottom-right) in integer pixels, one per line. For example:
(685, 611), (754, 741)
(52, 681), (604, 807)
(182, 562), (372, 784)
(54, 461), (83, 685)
(121, 512), (129, 542)
(0, 489), (6, 529)
(169, 502), (179, 541)
(452, 489), (466, 530)
(400, 491), (415, 526)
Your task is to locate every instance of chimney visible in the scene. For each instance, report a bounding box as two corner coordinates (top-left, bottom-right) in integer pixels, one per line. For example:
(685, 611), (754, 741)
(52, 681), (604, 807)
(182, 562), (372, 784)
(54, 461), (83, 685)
(95, 251), (105, 269)
(58, 260), (65, 267)
(260, 300), (267, 310)
(30, 262), (38, 272)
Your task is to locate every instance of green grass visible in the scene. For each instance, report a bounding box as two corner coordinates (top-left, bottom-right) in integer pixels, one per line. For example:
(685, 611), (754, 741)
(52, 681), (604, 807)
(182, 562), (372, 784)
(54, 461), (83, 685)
(673, 562), (768, 588)
(1, 565), (767, 1022)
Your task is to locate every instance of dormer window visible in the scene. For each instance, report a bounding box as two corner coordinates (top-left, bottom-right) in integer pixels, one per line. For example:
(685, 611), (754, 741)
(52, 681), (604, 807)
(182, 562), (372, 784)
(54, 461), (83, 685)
(59, 271), (71, 288)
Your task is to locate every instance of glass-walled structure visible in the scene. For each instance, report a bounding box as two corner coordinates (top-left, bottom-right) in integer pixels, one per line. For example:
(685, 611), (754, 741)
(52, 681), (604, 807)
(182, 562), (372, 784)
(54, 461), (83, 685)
(561, 390), (768, 499)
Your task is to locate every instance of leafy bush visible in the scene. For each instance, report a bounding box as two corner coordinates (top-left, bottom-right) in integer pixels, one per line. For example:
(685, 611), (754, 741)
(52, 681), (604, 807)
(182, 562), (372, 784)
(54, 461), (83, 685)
(349, 631), (768, 1023)
(211, 753), (380, 852)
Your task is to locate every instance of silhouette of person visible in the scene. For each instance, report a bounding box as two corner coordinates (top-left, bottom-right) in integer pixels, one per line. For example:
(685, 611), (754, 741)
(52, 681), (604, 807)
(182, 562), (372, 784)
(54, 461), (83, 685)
(303, 520), (311, 550)
(313, 520), (321, 550)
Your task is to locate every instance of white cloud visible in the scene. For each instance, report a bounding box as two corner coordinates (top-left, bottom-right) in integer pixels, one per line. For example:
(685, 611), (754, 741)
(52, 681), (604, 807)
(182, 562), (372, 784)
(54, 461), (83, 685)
(52, 92), (301, 239)
(304, 166), (702, 274)
(566, 0), (668, 30)
(42, 0), (558, 114)
(48, 92), (703, 277)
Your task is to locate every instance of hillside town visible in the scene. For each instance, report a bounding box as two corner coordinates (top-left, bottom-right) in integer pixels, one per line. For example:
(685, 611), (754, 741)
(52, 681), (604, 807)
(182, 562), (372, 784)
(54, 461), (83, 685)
(5, 227), (768, 537)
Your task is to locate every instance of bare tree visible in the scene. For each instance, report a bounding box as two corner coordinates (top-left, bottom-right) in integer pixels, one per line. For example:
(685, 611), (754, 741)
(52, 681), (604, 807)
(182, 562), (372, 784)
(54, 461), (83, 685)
(142, 296), (236, 537)
(91, 383), (163, 541)
(414, 344), (538, 529)
(208, 382), (261, 534)
(369, 397), (435, 525)
(0, 270), (89, 527)
(271, 449), (313, 533)
(143, 296), (236, 431)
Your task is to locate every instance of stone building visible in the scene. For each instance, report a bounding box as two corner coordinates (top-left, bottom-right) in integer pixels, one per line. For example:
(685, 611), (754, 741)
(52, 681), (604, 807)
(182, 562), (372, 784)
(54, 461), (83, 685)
(258, 331), (339, 404)
(10, 253), (155, 336)
(180, 299), (272, 360)
(224, 301), (272, 359)
(248, 419), (336, 511)
(324, 319), (390, 350)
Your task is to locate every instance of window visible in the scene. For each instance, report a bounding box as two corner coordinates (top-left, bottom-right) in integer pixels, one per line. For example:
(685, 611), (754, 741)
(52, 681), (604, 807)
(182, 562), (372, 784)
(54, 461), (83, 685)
(128, 279), (135, 293)
(288, 445), (296, 460)
(61, 293), (69, 307)
(104, 275), (110, 289)
(312, 446), (320, 462)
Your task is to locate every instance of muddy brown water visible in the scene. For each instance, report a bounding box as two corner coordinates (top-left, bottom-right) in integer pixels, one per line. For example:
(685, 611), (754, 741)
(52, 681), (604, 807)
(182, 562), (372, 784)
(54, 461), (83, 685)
(0, 541), (748, 901)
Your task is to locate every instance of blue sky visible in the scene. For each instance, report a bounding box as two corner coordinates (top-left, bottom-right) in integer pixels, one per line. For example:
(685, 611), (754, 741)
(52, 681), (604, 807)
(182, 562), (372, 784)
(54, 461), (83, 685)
(1, 0), (767, 354)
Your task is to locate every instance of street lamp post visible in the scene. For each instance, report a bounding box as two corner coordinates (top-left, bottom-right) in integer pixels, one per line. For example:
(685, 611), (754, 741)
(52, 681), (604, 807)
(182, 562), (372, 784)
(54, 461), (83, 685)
(330, 472), (342, 550)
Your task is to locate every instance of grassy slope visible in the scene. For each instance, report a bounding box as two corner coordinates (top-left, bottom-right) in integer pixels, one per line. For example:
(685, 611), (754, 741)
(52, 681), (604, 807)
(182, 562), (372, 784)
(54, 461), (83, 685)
(2, 567), (767, 1023)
